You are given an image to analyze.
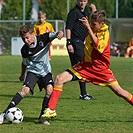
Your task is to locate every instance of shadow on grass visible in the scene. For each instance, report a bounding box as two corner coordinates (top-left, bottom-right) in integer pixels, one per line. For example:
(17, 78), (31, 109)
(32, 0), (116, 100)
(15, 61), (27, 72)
(0, 94), (80, 100)
(0, 94), (45, 99)
(23, 116), (37, 123)
(2, 116), (38, 125)
(0, 80), (20, 83)
(51, 117), (133, 123)
(2, 117), (132, 125)
(2, 115), (132, 125)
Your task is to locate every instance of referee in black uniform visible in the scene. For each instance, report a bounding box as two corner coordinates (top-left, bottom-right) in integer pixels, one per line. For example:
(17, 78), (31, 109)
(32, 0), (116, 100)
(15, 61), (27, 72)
(66, 0), (96, 100)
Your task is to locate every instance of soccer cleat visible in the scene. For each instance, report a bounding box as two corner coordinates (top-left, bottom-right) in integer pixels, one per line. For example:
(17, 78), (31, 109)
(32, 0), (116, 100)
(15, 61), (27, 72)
(41, 108), (57, 119)
(79, 94), (96, 100)
(0, 113), (5, 124)
(38, 118), (50, 125)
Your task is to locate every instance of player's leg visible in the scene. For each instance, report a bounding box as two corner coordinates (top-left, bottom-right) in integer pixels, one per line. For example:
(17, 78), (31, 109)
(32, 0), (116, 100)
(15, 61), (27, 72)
(37, 73), (53, 125)
(0, 87), (29, 124)
(125, 47), (131, 58)
(131, 47), (133, 58)
(108, 84), (133, 105)
(73, 39), (95, 100)
(0, 72), (38, 124)
(38, 73), (54, 119)
(72, 40), (88, 98)
(48, 70), (73, 108)
(39, 84), (53, 117)
(0, 91), (24, 124)
(41, 70), (73, 119)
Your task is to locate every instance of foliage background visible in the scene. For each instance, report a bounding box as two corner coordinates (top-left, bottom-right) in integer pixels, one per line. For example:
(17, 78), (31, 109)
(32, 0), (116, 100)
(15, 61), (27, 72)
(0, 0), (133, 54)
(1, 0), (133, 20)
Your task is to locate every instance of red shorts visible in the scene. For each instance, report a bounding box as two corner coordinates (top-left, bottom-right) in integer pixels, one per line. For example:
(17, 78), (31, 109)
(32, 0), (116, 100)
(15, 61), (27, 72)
(69, 62), (118, 86)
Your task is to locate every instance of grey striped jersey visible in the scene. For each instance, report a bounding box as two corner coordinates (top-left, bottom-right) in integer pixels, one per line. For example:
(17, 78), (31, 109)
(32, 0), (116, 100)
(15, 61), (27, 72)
(21, 32), (57, 77)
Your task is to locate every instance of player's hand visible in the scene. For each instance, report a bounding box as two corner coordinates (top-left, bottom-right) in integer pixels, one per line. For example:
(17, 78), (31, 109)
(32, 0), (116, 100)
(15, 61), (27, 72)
(57, 30), (64, 40)
(89, 3), (97, 12)
(19, 74), (25, 81)
(79, 17), (91, 29)
(67, 45), (74, 54)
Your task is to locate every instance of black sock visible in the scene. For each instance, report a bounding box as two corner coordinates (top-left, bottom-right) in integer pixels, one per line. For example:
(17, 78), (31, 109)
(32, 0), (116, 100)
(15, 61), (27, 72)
(79, 81), (87, 96)
(3, 92), (23, 113)
(38, 94), (50, 119)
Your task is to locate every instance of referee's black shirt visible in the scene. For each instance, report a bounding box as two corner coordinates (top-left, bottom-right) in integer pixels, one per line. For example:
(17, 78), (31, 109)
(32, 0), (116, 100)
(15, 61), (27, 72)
(66, 4), (88, 41)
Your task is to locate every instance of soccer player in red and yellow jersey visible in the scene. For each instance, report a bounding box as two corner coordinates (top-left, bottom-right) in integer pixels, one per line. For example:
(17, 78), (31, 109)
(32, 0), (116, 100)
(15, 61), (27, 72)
(34, 10), (54, 59)
(125, 37), (133, 58)
(41, 10), (133, 119)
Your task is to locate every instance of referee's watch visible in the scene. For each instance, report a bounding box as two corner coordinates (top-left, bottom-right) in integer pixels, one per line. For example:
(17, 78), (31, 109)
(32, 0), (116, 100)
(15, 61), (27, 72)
(67, 39), (72, 46)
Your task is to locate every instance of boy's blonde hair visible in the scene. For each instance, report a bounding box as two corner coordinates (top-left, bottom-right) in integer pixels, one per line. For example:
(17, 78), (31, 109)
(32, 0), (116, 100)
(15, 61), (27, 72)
(38, 10), (46, 17)
(90, 10), (106, 23)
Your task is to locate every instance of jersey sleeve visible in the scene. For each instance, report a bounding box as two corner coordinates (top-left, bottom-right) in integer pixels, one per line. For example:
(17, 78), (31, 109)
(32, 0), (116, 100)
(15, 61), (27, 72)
(94, 28), (110, 54)
(22, 58), (29, 65)
(66, 10), (76, 30)
(49, 32), (58, 41)
(21, 44), (29, 58)
(38, 32), (57, 45)
(33, 24), (37, 36)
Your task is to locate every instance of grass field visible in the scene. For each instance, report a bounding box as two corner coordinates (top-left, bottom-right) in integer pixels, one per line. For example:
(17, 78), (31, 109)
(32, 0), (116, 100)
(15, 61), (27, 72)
(0, 56), (133, 133)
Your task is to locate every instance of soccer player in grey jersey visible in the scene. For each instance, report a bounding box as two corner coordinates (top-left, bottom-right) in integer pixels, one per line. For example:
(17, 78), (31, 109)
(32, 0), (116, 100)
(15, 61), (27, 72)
(0, 25), (63, 125)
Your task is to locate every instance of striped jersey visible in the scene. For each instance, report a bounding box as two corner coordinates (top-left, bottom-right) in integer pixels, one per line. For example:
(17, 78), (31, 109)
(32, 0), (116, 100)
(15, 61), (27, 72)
(83, 24), (110, 70)
(21, 32), (57, 77)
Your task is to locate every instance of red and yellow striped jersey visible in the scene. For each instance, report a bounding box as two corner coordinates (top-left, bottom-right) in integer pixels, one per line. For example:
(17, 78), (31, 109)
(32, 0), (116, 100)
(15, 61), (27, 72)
(34, 21), (54, 36)
(83, 24), (110, 70)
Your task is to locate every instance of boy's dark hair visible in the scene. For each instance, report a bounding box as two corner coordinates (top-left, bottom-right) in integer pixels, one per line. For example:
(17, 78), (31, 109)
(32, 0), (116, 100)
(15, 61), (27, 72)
(90, 10), (106, 23)
(19, 25), (33, 36)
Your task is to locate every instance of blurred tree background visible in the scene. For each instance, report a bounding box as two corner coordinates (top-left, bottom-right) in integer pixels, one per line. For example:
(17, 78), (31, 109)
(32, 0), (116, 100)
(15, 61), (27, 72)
(1, 0), (133, 20)
(0, 0), (133, 55)
(1, 0), (32, 20)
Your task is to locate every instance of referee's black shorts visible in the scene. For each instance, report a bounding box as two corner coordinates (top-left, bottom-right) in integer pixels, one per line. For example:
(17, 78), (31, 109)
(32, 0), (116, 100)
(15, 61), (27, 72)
(68, 38), (84, 65)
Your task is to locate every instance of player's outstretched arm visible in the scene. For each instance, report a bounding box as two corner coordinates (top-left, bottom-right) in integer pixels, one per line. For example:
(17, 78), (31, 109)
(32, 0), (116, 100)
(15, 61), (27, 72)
(56, 30), (64, 40)
(49, 31), (64, 41)
(89, 3), (97, 12)
(79, 17), (97, 44)
(19, 62), (26, 81)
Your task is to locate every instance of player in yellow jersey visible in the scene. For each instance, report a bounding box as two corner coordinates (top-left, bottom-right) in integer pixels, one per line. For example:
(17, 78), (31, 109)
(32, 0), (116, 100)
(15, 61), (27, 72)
(41, 10), (133, 119)
(34, 10), (54, 60)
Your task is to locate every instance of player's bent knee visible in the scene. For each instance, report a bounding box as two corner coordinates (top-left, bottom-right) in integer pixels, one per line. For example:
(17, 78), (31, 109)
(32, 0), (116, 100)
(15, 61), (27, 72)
(46, 85), (53, 95)
(55, 75), (62, 84)
(20, 87), (30, 97)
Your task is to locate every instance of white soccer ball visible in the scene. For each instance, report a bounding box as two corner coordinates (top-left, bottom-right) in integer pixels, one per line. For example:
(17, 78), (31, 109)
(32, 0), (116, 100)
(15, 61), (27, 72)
(5, 107), (24, 124)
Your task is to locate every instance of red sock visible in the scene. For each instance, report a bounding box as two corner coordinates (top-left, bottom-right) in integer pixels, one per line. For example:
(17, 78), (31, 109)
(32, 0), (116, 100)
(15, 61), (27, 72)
(128, 93), (133, 105)
(48, 86), (62, 110)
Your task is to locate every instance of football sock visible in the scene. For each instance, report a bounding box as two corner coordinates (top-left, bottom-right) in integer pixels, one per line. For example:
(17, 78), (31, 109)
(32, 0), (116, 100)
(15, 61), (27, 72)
(79, 81), (86, 96)
(127, 93), (133, 105)
(48, 86), (62, 110)
(39, 94), (50, 119)
(3, 92), (23, 113)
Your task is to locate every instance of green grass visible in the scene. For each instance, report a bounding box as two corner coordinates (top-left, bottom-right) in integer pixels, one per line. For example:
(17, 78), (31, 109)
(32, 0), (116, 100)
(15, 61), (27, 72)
(0, 56), (133, 133)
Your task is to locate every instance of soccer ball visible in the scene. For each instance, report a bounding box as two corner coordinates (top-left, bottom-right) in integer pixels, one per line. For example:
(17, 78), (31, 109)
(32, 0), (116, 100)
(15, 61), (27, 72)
(5, 107), (24, 124)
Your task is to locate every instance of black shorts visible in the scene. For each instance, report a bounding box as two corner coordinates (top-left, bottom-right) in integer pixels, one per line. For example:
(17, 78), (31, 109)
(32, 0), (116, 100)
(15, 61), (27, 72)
(65, 69), (79, 81)
(23, 72), (54, 95)
(68, 38), (84, 66)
